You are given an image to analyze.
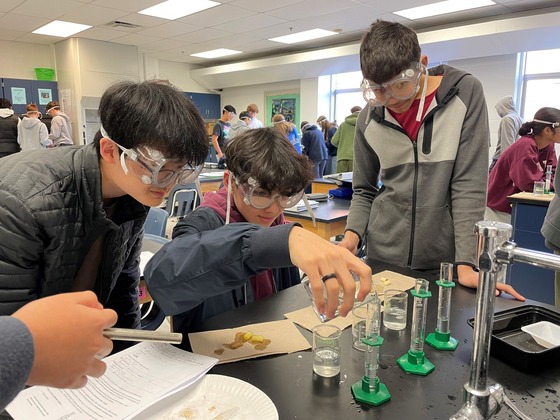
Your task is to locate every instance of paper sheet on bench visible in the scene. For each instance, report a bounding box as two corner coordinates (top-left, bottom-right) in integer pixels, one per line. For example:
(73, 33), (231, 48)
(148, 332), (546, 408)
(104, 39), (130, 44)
(7, 342), (217, 420)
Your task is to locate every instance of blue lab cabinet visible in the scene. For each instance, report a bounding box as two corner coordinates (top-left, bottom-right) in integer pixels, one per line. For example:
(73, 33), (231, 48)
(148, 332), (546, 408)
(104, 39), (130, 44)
(1, 78), (59, 115)
(183, 92), (221, 120)
(507, 193), (555, 304)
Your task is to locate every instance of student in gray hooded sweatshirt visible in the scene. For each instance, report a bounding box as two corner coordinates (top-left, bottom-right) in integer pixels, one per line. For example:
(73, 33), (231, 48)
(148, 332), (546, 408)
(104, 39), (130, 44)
(45, 100), (73, 146)
(489, 95), (523, 172)
(339, 20), (523, 300)
(17, 103), (52, 151)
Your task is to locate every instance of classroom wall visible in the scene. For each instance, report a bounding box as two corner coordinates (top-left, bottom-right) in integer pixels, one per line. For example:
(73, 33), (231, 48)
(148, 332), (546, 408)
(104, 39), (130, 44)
(220, 79), (300, 126)
(158, 60), (208, 93)
(0, 40), (55, 80)
(0, 37), (520, 152)
(449, 53), (519, 161)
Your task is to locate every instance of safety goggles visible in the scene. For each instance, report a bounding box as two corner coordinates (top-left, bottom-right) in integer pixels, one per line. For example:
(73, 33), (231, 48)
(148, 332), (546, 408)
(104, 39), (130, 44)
(361, 62), (423, 107)
(234, 176), (304, 209)
(534, 119), (560, 129)
(101, 127), (201, 188)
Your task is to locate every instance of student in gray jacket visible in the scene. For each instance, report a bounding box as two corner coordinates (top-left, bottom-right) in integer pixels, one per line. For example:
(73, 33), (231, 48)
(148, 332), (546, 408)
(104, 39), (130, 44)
(338, 20), (522, 299)
(0, 80), (209, 330)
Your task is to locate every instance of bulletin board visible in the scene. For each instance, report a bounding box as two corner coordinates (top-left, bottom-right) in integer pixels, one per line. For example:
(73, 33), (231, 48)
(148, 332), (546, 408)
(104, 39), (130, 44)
(265, 91), (300, 129)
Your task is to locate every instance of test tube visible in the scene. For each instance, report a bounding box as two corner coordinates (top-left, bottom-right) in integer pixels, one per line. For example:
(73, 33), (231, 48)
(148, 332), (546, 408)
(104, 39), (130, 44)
(436, 262), (453, 335)
(351, 292), (391, 406)
(545, 164), (553, 194)
(397, 278), (434, 375)
(365, 293), (382, 388)
(410, 278), (429, 353)
(426, 262), (458, 351)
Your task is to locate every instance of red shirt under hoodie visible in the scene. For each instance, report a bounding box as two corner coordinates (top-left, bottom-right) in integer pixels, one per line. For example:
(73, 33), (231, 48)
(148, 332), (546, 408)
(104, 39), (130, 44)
(199, 186), (285, 300)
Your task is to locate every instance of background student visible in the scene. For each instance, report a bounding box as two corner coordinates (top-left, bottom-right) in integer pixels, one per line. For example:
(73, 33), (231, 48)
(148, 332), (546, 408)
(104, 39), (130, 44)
(331, 105), (362, 173)
(486, 107), (559, 223)
(44, 101), (73, 147)
(145, 128), (372, 329)
(17, 103), (52, 151)
(0, 98), (20, 158)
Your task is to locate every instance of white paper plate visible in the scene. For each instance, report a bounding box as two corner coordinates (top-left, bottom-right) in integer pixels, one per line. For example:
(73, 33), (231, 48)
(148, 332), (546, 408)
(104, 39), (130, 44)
(135, 374), (278, 420)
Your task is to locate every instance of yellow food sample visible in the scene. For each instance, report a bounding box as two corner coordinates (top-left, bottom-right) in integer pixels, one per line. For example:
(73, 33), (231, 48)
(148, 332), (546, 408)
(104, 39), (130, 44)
(380, 277), (392, 285)
(249, 335), (264, 343)
(243, 331), (253, 341)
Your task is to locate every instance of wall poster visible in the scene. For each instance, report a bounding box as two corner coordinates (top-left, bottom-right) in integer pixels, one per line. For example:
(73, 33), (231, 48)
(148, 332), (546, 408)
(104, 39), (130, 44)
(265, 91), (300, 130)
(37, 88), (52, 105)
(11, 87), (26, 105)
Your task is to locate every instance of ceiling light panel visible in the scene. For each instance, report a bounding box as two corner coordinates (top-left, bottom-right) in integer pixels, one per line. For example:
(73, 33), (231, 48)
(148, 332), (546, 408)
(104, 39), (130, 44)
(394, 0), (495, 20)
(32, 20), (92, 37)
(191, 48), (242, 59)
(269, 28), (338, 44)
(139, 0), (220, 20)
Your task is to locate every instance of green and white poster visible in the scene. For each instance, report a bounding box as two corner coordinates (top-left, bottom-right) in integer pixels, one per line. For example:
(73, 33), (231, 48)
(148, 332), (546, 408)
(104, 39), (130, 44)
(11, 87), (26, 105)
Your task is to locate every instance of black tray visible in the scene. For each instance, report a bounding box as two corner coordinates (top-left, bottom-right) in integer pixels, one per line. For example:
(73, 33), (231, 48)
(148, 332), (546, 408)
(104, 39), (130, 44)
(467, 305), (560, 371)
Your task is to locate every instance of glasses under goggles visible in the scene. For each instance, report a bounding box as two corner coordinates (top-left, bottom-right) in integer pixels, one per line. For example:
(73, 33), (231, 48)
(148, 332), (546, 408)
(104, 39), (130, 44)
(235, 176), (304, 209)
(101, 128), (201, 188)
(361, 62), (423, 107)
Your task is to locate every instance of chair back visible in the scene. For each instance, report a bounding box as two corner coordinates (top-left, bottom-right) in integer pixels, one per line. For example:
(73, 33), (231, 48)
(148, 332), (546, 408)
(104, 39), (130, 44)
(143, 207), (169, 237)
(166, 184), (199, 217)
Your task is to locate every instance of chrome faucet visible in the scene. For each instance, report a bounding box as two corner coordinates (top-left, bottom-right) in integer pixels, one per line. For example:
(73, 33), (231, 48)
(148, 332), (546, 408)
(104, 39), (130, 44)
(451, 221), (560, 420)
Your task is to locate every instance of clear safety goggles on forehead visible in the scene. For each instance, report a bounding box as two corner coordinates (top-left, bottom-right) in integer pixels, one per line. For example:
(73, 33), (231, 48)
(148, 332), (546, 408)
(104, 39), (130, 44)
(361, 62), (424, 107)
(235, 176), (305, 209)
(100, 126), (201, 188)
(534, 119), (560, 128)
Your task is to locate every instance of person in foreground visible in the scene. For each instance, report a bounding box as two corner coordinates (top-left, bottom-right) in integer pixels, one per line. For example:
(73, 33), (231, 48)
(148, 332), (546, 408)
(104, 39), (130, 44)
(0, 291), (117, 411)
(338, 20), (524, 301)
(0, 80), (208, 329)
(540, 113), (560, 306)
(486, 107), (559, 223)
(145, 128), (372, 337)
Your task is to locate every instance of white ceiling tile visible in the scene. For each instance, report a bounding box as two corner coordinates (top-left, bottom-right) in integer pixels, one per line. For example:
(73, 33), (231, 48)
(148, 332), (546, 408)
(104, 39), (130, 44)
(228, 0), (303, 13)
(172, 27), (232, 44)
(247, 22), (311, 40)
(11, 0), (85, 19)
(137, 21), (203, 38)
(0, 13), (50, 32)
(141, 38), (187, 52)
(0, 28), (26, 40)
(177, 4), (252, 27)
(111, 32), (161, 46)
(59, 4), (128, 26)
(213, 13), (288, 33)
(77, 26), (129, 41)
(0, 0), (25, 13)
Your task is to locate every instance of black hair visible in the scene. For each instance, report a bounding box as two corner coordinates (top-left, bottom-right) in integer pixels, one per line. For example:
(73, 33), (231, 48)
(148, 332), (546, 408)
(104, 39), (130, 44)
(519, 107), (560, 136)
(0, 98), (12, 108)
(360, 20), (421, 83)
(225, 127), (314, 196)
(96, 80), (208, 166)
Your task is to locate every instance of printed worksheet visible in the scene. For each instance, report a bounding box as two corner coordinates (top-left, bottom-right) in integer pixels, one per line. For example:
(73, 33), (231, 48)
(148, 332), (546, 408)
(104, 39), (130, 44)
(7, 342), (217, 420)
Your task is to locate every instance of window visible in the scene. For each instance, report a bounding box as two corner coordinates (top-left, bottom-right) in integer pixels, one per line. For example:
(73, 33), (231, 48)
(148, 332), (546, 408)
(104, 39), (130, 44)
(331, 71), (365, 125)
(520, 49), (560, 120)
